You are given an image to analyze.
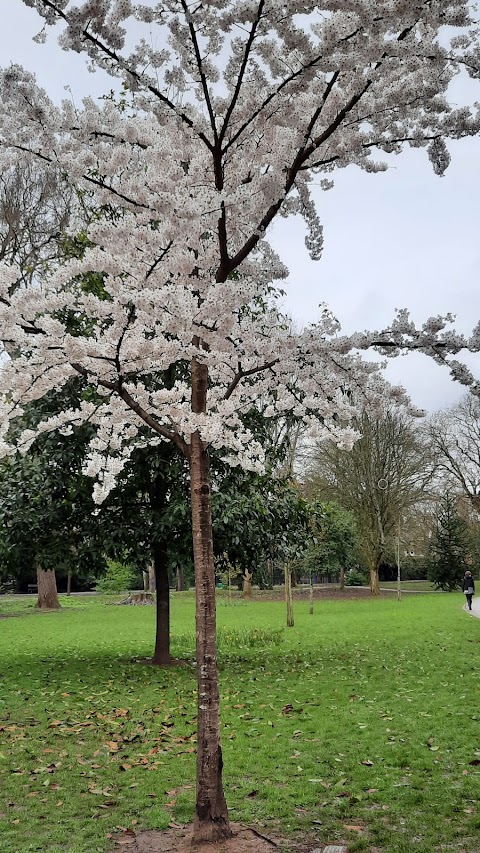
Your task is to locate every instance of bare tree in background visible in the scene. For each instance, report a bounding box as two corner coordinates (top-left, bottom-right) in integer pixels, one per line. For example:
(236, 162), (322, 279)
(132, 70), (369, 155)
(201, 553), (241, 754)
(305, 407), (431, 594)
(268, 416), (306, 479)
(0, 162), (72, 284)
(429, 396), (480, 516)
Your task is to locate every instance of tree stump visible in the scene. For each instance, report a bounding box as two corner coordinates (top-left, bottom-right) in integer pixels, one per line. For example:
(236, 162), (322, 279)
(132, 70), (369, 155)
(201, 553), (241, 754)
(36, 567), (61, 610)
(118, 592), (155, 605)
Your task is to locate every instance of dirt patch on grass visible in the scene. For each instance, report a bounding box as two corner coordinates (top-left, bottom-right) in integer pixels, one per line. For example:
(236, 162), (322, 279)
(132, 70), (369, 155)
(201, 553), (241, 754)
(108, 823), (304, 852)
(254, 586), (379, 602)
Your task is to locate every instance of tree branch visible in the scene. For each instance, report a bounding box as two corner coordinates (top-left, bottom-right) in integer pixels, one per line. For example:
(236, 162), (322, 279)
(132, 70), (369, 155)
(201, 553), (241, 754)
(9, 145), (152, 211)
(180, 0), (218, 144)
(223, 358), (279, 400)
(222, 50), (325, 155)
(114, 304), (136, 382)
(218, 0), (265, 146)
(70, 361), (188, 456)
(145, 240), (173, 280)
(36, 0), (214, 151)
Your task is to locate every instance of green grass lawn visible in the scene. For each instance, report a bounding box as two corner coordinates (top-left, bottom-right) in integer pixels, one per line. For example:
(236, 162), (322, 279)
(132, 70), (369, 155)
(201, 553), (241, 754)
(379, 581), (439, 592)
(0, 593), (479, 853)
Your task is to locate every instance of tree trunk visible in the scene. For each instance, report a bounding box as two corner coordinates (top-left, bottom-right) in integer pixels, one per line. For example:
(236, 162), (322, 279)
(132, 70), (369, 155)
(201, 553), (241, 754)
(147, 456), (173, 665)
(149, 561), (156, 593)
(266, 558), (274, 590)
(396, 522), (401, 601)
(143, 570), (149, 592)
(152, 546), (171, 665)
(176, 565), (185, 592)
(66, 571), (72, 596)
(309, 574), (314, 615)
(243, 569), (252, 599)
(339, 565), (345, 590)
(370, 564), (380, 596)
(36, 567), (60, 610)
(189, 427), (231, 843)
(470, 494), (480, 516)
(285, 563), (294, 627)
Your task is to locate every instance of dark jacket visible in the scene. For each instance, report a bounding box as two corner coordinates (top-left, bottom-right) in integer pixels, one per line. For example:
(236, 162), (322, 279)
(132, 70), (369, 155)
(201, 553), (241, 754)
(462, 576), (475, 593)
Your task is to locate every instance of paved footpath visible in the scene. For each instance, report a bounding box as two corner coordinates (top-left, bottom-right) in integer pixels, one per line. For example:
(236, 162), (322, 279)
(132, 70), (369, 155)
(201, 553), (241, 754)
(464, 595), (480, 619)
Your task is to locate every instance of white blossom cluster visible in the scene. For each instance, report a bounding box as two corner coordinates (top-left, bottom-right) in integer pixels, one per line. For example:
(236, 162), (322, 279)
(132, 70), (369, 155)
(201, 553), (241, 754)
(0, 1), (478, 500)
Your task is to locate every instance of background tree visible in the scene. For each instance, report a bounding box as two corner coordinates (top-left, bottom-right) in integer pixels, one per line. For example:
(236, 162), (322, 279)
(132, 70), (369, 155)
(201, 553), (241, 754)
(429, 395), (480, 516)
(380, 503), (435, 581)
(305, 407), (431, 594)
(0, 416), (101, 609)
(427, 492), (470, 591)
(103, 442), (191, 665)
(0, 161), (72, 285)
(298, 500), (360, 589)
(212, 470), (309, 591)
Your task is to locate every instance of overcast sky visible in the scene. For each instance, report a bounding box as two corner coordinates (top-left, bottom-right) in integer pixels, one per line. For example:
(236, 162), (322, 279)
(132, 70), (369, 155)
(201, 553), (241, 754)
(2, 3), (480, 413)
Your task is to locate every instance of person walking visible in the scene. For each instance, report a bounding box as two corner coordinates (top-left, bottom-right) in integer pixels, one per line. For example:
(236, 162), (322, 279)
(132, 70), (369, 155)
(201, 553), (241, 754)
(462, 570), (475, 611)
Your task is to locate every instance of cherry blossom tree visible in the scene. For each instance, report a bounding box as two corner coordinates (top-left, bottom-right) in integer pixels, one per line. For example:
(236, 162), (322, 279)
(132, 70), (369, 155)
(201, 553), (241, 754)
(1, 1), (480, 842)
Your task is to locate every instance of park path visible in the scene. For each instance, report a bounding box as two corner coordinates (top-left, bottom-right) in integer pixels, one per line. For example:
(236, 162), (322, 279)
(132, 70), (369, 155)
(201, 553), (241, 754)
(464, 595), (480, 619)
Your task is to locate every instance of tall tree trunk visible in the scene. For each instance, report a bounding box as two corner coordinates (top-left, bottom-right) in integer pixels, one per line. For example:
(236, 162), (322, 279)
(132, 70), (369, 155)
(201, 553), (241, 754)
(266, 558), (274, 590)
(148, 459), (172, 665)
(189, 422), (230, 842)
(176, 565), (185, 591)
(152, 545), (171, 665)
(149, 561), (156, 593)
(370, 564), (380, 596)
(396, 521), (401, 601)
(66, 571), (72, 596)
(309, 573), (314, 615)
(339, 565), (345, 590)
(36, 567), (60, 610)
(285, 563), (294, 627)
(143, 570), (149, 592)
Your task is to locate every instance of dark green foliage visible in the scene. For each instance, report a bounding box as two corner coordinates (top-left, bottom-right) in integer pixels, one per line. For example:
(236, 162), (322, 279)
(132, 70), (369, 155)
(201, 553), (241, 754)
(0, 398), (308, 594)
(466, 521), (480, 581)
(297, 500), (360, 580)
(394, 554), (428, 581)
(0, 396), (105, 591)
(211, 469), (309, 584)
(345, 566), (367, 586)
(98, 441), (192, 585)
(427, 492), (470, 591)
